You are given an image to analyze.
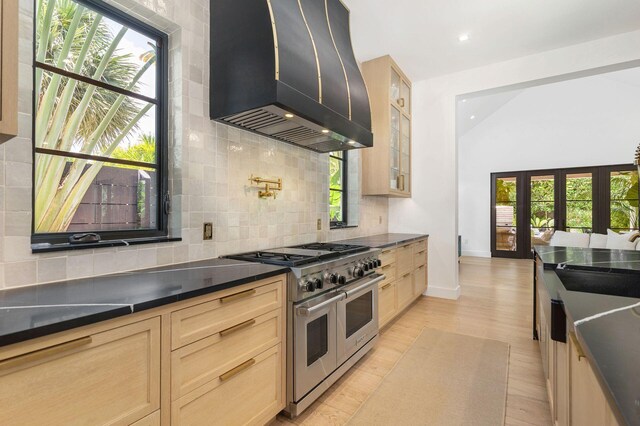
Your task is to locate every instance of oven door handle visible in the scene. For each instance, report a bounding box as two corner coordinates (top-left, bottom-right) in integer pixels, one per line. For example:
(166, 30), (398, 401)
(296, 293), (345, 317)
(344, 274), (385, 298)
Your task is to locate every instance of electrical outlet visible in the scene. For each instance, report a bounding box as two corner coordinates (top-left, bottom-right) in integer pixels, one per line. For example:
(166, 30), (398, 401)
(317, 219), (322, 230)
(203, 222), (213, 240)
(379, 216), (382, 224)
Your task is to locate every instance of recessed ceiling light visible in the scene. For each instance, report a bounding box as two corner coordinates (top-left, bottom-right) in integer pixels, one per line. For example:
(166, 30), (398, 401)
(470, 115), (475, 120)
(322, 129), (329, 133)
(285, 113), (294, 118)
(348, 140), (356, 145)
(461, 99), (467, 103)
(458, 33), (470, 42)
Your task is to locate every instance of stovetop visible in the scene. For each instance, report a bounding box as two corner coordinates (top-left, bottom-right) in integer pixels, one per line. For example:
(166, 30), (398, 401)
(225, 243), (370, 267)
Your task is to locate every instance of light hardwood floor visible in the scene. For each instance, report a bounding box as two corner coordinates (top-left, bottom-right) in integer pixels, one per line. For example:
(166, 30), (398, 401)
(271, 256), (552, 426)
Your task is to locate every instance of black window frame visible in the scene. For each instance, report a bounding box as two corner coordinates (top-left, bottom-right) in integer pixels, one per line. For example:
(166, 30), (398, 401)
(31, 0), (169, 248)
(329, 151), (348, 228)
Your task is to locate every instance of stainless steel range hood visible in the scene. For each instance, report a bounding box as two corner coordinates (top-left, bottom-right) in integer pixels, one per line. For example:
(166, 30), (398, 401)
(210, 0), (373, 152)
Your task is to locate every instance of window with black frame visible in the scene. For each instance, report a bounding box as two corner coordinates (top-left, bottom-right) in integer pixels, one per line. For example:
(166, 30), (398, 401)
(32, 0), (168, 246)
(329, 151), (347, 228)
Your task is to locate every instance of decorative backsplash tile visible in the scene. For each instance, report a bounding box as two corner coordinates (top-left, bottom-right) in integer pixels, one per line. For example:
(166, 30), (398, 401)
(0, 0), (388, 289)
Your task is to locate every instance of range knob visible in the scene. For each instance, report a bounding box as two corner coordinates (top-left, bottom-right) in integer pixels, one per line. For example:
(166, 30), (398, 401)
(376, 259), (382, 268)
(301, 280), (315, 292)
(353, 267), (364, 278)
(313, 278), (323, 290)
(328, 273), (338, 284)
(362, 263), (370, 272)
(368, 261), (376, 270)
(338, 275), (346, 285)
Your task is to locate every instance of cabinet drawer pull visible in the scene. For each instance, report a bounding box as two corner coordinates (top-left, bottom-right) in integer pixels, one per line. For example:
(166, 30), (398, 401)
(397, 97), (405, 108)
(382, 283), (392, 290)
(220, 289), (256, 304)
(381, 264), (392, 270)
(0, 336), (92, 371)
(402, 272), (411, 278)
(219, 318), (256, 337)
(220, 358), (256, 381)
(569, 331), (586, 361)
(417, 250), (426, 255)
(417, 265), (425, 270)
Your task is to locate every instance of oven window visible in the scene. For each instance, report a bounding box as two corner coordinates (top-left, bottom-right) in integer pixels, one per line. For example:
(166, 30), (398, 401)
(307, 315), (328, 366)
(345, 292), (373, 338)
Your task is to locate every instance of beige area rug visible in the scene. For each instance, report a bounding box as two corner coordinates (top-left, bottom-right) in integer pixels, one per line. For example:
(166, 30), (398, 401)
(347, 328), (509, 426)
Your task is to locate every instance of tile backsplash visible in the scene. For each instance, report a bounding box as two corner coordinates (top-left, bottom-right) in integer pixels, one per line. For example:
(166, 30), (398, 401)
(1, 0), (388, 289)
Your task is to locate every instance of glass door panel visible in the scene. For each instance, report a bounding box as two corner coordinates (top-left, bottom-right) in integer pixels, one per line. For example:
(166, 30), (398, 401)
(609, 169), (639, 232)
(400, 114), (410, 192)
(390, 69), (401, 105)
(565, 172), (593, 233)
(530, 174), (556, 249)
(389, 106), (400, 190)
(400, 80), (410, 115)
(494, 176), (518, 254)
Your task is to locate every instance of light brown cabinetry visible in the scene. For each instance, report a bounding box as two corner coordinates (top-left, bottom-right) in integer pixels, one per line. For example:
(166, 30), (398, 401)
(0, 274), (287, 426)
(0, 318), (161, 425)
(0, 0), (18, 141)
(361, 55), (412, 197)
(377, 238), (428, 328)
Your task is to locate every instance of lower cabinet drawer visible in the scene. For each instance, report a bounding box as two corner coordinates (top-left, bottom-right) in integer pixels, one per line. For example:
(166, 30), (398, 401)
(377, 263), (396, 284)
(171, 279), (283, 349)
(413, 238), (427, 254)
(379, 248), (396, 268)
(413, 247), (427, 268)
(172, 344), (283, 426)
(171, 309), (282, 398)
(379, 280), (397, 327)
(396, 244), (414, 276)
(396, 271), (414, 309)
(413, 264), (427, 295)
(0, 318), (160, 426)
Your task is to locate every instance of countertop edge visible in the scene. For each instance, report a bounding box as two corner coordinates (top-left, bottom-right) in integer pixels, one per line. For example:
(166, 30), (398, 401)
(0, 267), (289, 348)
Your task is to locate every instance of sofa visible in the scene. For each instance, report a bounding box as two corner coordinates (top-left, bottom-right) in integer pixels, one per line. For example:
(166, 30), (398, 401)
(548, 229), (640, 250)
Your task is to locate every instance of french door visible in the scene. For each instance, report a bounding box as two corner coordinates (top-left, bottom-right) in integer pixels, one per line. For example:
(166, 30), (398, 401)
(491, 164), (638, 258)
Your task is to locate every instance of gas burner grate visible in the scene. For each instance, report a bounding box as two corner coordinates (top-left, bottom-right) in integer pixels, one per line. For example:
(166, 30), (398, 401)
(290, 243), (369, 255)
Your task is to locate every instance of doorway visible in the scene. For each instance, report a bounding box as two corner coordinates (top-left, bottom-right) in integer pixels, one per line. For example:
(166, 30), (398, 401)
(491, 164), (638, 258)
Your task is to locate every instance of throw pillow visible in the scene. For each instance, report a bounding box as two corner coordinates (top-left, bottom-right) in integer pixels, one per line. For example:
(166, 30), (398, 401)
(549, 230), (590, 248)
(588, 233), (608, 249)
(606, 229), (638, 250)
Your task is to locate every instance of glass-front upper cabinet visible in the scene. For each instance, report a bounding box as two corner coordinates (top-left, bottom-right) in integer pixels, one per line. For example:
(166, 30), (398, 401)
(361, 55), (412, 197)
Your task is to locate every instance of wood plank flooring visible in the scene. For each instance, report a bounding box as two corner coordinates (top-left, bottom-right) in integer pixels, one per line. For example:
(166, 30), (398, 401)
(271, 256), (552, 426)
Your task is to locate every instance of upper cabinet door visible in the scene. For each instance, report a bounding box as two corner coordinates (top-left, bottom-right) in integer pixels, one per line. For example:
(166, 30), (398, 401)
(361, 55), (412, 197)
(0, 0), (18, 142)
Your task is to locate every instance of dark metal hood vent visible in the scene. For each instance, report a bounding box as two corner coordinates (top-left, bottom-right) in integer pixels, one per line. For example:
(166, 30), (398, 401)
(210, 0), (373, 153)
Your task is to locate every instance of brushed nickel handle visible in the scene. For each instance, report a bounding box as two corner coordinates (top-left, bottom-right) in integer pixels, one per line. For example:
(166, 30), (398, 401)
(0, 336), (92, 371)
(381, 264), (392, 270)
(569, 331), (586, 361)
(219, 319), (256, 337)
(418, 265), (425, 270)
(381, 249), (392, 255)
(402, 272), (411, 278)
(382, 283), (392, 290)
(220, 288), (256, 304)
(417, 250), (426, 255)
(220, 358), (256, 381)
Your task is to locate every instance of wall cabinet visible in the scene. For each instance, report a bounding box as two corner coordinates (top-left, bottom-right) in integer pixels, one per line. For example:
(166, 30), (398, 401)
(0, 275), (287, 426)
(377, 238), (428, 328)
(0, 0), (18, 141)
(362, 55), (412, 197)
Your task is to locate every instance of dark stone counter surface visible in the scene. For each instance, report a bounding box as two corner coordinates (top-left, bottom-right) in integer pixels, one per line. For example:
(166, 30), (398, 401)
(535, 245), (640, 426)
(0, 258), (288, 347)
(331, 233), (428, 249)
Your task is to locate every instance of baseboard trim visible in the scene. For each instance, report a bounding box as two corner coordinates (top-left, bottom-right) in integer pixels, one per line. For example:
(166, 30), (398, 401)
(461, 250), (491, 258)
(425, 284), (461, 300)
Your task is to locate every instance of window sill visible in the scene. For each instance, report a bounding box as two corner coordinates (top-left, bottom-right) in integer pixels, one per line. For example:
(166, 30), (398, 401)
(31, 236), (182, 254)
(330, 225), (358, 230)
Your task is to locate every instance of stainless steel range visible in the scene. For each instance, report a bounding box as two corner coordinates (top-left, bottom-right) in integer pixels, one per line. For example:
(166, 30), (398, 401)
(226, 243), (383, 417)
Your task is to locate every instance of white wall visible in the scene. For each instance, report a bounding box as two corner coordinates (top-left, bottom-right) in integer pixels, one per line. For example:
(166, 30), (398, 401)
(458, 73), (640, 257)
(388, 29), (640, 300)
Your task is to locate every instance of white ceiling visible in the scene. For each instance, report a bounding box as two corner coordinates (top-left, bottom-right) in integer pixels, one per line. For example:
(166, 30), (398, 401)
(344, 0), (640, 81)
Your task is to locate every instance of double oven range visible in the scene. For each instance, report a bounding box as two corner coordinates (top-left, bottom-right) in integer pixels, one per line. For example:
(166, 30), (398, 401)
(226, 243), (383, 417)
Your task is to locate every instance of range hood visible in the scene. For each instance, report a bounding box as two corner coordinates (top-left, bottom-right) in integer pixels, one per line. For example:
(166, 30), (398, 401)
(210, 0), (372, 152)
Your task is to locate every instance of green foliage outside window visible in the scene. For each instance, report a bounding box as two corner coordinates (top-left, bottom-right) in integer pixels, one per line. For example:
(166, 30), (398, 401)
(329, 152), (345, 224)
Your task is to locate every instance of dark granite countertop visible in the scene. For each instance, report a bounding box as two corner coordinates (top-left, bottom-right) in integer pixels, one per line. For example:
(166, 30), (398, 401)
(535, 245), (640, 273)
(0, 258), (288, 347)
(331, 233), (428, 249)
(535, 246), (640, 425)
